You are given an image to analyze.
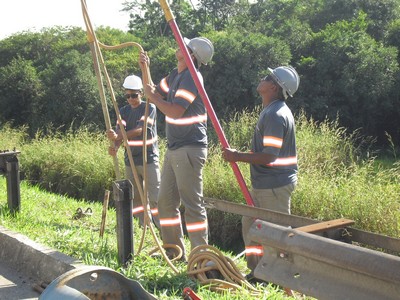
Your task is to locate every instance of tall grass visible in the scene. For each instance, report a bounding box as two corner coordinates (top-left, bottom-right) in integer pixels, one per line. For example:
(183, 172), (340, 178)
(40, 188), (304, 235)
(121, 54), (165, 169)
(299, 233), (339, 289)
(1, 108), (399, 240)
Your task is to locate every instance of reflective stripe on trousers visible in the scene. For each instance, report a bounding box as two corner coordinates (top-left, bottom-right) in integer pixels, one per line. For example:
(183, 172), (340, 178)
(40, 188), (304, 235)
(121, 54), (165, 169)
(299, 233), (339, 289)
(243, 183), (296, 271)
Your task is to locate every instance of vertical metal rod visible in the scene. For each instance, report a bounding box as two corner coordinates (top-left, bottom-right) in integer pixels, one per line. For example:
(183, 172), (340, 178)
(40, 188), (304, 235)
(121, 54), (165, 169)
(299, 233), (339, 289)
(6, 155), (20, 214)
(113, 180), (134, 266)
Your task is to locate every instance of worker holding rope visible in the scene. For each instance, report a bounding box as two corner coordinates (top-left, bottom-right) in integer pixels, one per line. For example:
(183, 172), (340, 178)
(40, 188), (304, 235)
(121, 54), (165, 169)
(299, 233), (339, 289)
(107, 74), (161, 229)
(139, 37), (214, 262)
(222, 66), (300, 283)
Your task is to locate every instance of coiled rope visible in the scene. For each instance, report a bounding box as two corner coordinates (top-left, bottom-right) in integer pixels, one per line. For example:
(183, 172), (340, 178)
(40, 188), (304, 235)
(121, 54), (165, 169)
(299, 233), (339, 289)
(187, 245), (261, 296)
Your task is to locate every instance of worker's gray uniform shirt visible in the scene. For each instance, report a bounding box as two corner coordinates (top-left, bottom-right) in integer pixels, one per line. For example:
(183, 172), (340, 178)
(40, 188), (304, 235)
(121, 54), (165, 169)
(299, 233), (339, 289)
(118, 102), (159, 165)
(157, 68), (207, 149)
(250, 100), (298, 189)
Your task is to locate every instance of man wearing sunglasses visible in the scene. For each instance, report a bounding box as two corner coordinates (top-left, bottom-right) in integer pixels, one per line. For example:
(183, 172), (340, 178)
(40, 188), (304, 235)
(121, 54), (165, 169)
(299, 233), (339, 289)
(139, 37), (214, 262)
(222, 66), (300, 283)
(107, 74), (160, 229)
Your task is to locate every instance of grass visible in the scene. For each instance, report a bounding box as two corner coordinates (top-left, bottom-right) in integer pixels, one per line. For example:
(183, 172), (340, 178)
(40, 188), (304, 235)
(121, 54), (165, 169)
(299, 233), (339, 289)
(0, 177), (297, 300)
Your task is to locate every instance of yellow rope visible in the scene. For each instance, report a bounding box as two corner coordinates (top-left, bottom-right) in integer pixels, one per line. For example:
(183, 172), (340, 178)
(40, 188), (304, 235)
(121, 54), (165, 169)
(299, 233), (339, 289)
(80, 0), (179, 274)
(187, 245), (261, 296)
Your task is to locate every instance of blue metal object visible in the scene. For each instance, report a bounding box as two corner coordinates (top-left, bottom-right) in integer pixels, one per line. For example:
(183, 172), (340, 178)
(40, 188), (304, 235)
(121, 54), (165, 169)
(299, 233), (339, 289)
(39, 266), (158, 300)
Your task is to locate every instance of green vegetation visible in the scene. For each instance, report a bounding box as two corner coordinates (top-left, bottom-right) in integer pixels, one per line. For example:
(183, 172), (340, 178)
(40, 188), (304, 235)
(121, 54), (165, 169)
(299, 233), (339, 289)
(1, 0), (400, 145)
(0, 109), (399, 298)
(1, 109), (399, 241)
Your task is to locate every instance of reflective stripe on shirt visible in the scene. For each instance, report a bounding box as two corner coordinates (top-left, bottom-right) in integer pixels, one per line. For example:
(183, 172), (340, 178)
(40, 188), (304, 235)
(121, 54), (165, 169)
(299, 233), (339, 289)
(175, 88), (196, 104)
(160, 77), (169, 93)
(267, 156), (297, 166)
(127, 136), (158, 147)
(263, 136), (283, 148)
(165, 113), (207, 126)
(245, 246), (264, 256)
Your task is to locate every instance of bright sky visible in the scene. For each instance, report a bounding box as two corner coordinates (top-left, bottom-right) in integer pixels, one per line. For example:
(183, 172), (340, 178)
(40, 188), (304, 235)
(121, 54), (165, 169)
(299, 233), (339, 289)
(0, 0), (130, 40)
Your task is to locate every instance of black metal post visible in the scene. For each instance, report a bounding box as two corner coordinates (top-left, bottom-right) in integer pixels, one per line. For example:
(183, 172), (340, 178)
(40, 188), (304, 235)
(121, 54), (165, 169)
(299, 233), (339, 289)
(0, 150), (21, 214)
(6, 156), (20, 213)
(112, 179), (134, 266)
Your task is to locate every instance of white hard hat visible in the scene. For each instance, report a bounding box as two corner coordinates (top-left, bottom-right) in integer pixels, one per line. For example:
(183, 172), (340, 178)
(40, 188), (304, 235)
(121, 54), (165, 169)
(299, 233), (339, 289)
(268, 66), (300, 98)
(184, 37), (214, 66)
(122, 75), (143, 90)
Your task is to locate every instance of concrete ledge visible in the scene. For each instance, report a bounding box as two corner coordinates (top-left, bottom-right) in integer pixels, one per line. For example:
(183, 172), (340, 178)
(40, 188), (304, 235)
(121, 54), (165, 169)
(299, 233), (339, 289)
(0, 225), (81, 283)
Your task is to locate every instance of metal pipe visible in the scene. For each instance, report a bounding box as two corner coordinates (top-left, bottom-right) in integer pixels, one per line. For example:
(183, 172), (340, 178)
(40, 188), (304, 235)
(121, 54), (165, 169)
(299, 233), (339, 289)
(113, 180), (134, 266)
(0, 150), (21, 214)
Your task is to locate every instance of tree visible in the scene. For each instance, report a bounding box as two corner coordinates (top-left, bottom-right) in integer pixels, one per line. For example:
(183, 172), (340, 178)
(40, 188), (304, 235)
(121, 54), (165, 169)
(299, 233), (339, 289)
(296, 14), (399, 142)
(0, 57), (43, 132)
(38, 50), (103, 131)
(202, 29), (292, 117)
(308, 0), (400, 40)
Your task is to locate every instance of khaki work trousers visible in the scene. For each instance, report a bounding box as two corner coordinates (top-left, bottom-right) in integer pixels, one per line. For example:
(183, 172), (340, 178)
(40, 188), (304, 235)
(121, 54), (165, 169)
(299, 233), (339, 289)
(243, 183), (296, 272)
(158, 146), (208, 259)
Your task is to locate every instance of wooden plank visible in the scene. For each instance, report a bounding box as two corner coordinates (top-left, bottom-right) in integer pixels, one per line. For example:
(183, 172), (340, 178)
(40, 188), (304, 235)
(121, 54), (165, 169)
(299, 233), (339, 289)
(295, 218), (354, 233)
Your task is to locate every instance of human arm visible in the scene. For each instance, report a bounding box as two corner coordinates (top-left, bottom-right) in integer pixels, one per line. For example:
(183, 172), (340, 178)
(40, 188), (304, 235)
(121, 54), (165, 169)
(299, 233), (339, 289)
(106, 127), (143, 156)
(139, 51), (186, 118)
(222, 148), (277, 165)
(107, 127), (143, 142)
(143, 83), (186, 118)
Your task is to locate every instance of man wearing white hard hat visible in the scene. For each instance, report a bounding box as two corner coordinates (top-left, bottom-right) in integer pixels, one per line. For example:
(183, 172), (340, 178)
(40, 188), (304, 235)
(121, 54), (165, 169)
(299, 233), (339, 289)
(107, 74), (160, 229)
(139, 37), (214, 261)
(222, 66), (300, 282)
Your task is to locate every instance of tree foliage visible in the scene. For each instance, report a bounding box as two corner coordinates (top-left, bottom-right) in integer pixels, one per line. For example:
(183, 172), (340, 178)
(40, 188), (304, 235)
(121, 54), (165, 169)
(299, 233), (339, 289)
(0, 0), (399, 145)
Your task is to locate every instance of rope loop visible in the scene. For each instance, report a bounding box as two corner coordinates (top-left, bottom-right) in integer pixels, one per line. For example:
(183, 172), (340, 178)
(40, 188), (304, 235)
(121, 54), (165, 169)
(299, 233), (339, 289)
(187, 245), (261, 295)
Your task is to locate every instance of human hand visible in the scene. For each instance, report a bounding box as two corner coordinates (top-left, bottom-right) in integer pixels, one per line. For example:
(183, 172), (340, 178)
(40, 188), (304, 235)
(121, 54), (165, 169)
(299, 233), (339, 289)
(106, 129), (118, 141)
(139, 51), (150, 68)
(222, 147), (238, 162)
(143, 83), (156, 102)
(108, 146), (118, 156)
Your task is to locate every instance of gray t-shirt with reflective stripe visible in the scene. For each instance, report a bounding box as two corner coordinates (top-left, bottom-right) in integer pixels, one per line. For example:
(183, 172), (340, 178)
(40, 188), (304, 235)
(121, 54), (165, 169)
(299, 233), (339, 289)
(156, 68), (207, 150)
(250, 100), (297, 189)
(118, 102), (159, 166)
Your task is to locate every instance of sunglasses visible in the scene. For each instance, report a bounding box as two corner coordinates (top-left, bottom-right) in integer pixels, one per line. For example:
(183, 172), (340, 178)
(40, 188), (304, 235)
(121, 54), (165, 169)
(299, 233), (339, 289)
(263, 75), (276, 83)
(125, 93), (139, 99)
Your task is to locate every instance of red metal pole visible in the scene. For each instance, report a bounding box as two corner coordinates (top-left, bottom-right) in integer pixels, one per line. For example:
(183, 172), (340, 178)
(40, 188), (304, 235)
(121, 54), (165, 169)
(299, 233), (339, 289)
(158, 1), (254, 207)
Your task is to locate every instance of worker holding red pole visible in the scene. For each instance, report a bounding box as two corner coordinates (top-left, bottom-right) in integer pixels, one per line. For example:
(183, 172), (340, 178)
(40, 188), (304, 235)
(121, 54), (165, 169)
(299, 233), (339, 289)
(222, 66), (300, 283)
(139, 37), (214, 261)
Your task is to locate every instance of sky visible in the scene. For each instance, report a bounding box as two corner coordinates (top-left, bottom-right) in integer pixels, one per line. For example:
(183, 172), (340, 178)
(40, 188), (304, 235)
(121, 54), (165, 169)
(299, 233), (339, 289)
(0, 0), (131, 40)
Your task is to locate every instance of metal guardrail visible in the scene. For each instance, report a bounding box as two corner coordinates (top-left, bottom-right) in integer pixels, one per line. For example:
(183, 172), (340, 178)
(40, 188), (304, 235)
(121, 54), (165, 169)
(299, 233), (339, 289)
(249, 219), (400, 300)
(204, 198), (400, 300)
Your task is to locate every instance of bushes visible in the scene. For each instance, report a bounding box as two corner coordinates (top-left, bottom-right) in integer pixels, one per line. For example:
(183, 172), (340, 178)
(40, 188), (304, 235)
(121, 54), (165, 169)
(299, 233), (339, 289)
(0, 109), (399, 249)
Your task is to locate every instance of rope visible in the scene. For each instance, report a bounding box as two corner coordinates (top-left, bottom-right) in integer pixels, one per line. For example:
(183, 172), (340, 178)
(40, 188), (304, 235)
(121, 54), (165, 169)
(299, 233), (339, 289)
(80, 0), (179, 274)
(187, 245), (261, 296)
(148, 243), (184, 262)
